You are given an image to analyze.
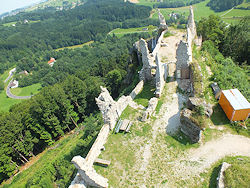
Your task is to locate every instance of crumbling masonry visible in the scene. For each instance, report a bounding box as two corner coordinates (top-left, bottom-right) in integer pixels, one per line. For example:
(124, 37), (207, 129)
(137, 10), (168, 98)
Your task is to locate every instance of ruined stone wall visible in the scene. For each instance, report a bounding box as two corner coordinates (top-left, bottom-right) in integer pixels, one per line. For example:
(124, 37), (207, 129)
(130, 80), (144, 99)
(139, 39), (153, 81)
(152, 30), (167, 58)
(141, 97), (158, 121)
(85, 124), (110, 166)
(70, 82), (144, 188)
(180, 108), (202, 143)
(187, 6), (196, 41)
(155, 54), (167, 97)
(176, 40), (190, 79)
(95, 86), (119, 130)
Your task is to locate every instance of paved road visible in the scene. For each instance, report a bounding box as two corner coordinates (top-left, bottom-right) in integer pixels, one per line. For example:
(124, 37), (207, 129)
(4, 68), (16, 83)
(6, 79), (32, 100)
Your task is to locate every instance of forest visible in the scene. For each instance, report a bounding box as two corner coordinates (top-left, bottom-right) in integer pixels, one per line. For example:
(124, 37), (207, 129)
(0, 0), (249, 186)
(207, 0), (244, 11)
(0, 0), (153, 184)
(197, 15), (249, 100)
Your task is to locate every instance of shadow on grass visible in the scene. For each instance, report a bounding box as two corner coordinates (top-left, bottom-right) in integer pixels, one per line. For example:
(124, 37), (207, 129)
(209, 164), (221, 188)
(210, 104), (230, 126)
(134, 81), (155, 107)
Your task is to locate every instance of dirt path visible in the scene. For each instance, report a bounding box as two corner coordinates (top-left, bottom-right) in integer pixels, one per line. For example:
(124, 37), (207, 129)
(173, 134), (250, 179)
(159, 29), (184, 63)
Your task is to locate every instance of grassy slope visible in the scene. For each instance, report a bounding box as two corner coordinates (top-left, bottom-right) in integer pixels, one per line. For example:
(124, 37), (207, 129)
(0, 70), (41, 112)
(108, 25), (157, 38)
(200, 156), (250, 187)
(0, 69), (21, 112)
(55, 40), (94, 51)
(10, 83), (42, 96)
(150, 0), (250, 23)
(3, 131), (83, 187)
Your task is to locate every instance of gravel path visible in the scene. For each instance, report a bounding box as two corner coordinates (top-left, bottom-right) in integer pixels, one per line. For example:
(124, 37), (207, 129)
(173, 134), (250, 179)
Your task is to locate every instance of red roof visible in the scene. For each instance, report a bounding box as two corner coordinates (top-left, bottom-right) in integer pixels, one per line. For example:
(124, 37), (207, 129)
(48, 57), (56, 64)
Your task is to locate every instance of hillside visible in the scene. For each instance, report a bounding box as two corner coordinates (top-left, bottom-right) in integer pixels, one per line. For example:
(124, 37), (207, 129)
(0, 0), (249, 187)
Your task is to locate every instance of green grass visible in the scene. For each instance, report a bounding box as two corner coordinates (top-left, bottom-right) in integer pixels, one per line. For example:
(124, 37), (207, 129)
(2, 130), (84, 188)
(236, 0), (250, 8)
(55, 41), (94, 51)
(108, 25), (157, 38)
(0, 90), (22, 112)
(120, 105), (138, 120)
(151, 0), (250, 24)
(134, 82), (155, 107)
(0, 69), (24, 112)
(200, 156), (250, 187)
(10, 83), (42, 96)
(0, 70), (10, 83)
(137, 0), (160, 7)
(2, 22), (17, 27)
(224, 157), (250, 187)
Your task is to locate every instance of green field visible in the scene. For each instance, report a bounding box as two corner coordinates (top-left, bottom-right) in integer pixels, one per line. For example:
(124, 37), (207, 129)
(10, 83), (42, 96)
(136, 0), (160, 7)
(0, 91), (22, 112)
(55, 40), (94, 51)
(150, 0), (250, 23)
(2, 22), (17, 27)
(108, 25), (157, 38)
(0, 70), (41, 112)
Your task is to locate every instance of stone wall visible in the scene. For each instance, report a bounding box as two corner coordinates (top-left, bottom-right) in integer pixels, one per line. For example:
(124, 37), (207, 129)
(180, 108), (202, 143)
(70, 83), (144, 188)
(152, 29), (167, 58)
(130, 80), (144, 99)
(155, 54), (167, 97)
(70, 124), (110, 188)
(95, 86), (119, 130)
(176, 40), (190, 79)
(187, 6), (196, 41)
(141, 97), (158, 121)
(139, 39), (153, 81)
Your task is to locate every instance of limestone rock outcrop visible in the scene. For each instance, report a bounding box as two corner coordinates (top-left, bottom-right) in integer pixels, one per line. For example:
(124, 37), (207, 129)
(180, 108), (202, 143)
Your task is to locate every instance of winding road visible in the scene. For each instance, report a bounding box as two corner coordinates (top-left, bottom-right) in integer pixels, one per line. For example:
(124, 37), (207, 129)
(4, 68), (33, 100)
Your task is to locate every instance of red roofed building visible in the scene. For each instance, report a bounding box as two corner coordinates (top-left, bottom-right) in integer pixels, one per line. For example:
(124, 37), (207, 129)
(48, 57), (56, 67)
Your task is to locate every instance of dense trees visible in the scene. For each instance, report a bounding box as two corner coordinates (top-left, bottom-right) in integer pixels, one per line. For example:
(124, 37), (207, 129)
(0, 0), (156, 183)
(0, 0), (154, 75)
(221, 17), (250, 64)
(207, 0), (244, 12)
(197, 15), (249, 65)
(156, 0), (205, 8)
(198, 15), (249, 99)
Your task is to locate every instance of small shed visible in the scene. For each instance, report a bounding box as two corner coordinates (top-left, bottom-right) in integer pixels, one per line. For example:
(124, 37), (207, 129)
(219, 89), (250, 121)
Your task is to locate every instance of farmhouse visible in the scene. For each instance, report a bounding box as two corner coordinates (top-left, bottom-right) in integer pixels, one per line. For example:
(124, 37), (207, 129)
(219, 89), (250, 121)
(48, 57), (56, 67)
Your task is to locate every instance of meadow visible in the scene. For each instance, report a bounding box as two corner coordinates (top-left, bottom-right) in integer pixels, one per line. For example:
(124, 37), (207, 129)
(149, 0), (250, 23)
(55, 41), (94, 51)
(108, 25), (157, 38)
(0, 70), (41, 112)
